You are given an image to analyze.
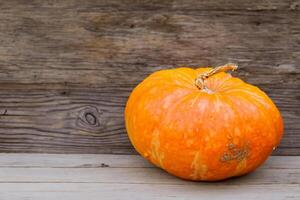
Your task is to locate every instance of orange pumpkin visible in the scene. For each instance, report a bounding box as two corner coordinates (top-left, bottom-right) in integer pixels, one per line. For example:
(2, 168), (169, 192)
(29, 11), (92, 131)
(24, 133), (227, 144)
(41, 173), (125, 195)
(125, 63), (283, 181)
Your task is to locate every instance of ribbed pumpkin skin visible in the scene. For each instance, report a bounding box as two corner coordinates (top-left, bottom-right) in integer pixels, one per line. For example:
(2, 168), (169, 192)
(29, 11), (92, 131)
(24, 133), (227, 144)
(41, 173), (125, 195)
(125, 67), (283, 181)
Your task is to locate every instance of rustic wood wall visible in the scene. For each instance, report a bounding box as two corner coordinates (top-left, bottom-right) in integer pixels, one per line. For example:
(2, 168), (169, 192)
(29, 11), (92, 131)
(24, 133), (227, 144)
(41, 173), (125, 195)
(0, 0), (299, 155)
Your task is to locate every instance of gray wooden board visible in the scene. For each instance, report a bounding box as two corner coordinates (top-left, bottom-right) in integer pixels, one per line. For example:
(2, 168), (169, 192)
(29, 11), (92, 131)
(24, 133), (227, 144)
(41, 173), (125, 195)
(0, 0), (299, 154)
(0, 153), (299, 169)
(0, 183), (299, 200)
(0, 154), (299, 200)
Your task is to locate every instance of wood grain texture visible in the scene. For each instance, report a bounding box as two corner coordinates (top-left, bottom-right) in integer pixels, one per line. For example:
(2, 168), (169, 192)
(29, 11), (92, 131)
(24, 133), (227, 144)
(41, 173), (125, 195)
(1, 184), (299, 200)
(0, 0), (299, 154)
(1, 153), (299, 169)
(0, 154), (299, 200)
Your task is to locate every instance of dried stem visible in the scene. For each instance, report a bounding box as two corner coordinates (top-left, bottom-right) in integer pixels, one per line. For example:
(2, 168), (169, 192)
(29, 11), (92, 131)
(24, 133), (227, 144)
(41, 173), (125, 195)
(195, 63), (238, 90)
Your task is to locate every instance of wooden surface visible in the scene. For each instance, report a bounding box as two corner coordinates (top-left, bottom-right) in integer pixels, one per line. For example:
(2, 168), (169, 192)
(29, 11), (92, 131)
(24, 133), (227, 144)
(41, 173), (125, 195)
(0, 0), (299, 154)
(0, 154), (299, 200)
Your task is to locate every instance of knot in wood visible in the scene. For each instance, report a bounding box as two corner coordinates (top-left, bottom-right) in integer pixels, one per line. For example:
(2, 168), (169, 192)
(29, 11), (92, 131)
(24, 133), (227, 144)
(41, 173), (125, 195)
(77, 106), (102, 130)
(84, 112), (97, 125)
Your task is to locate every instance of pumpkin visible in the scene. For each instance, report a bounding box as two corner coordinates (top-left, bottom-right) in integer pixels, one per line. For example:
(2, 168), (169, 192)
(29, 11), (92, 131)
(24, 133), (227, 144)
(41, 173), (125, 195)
(125, 63), (283, 181)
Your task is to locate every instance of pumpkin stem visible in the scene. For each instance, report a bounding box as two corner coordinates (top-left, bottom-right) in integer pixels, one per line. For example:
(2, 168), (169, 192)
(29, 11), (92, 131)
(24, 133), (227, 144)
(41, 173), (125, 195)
(195, 63), (238, 91)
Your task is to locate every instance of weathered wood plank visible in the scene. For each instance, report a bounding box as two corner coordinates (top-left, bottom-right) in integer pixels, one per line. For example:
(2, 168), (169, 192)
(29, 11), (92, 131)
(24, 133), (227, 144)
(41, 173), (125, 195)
(0, 87), (298, 154)
(0, 0), (299, 154)
(0, 154), (152, 168)
(1, 167), (299, 185)
(0, 154), (299, 169)
(0, 183), (299, 200)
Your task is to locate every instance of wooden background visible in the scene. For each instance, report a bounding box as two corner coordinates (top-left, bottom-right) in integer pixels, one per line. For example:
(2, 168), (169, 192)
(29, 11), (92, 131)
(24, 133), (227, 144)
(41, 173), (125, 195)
(0, 0), (299, 155)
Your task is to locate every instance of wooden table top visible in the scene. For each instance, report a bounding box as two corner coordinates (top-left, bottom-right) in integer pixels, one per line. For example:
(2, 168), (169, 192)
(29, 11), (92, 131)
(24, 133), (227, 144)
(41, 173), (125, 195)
(0, 154), (299, 199)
